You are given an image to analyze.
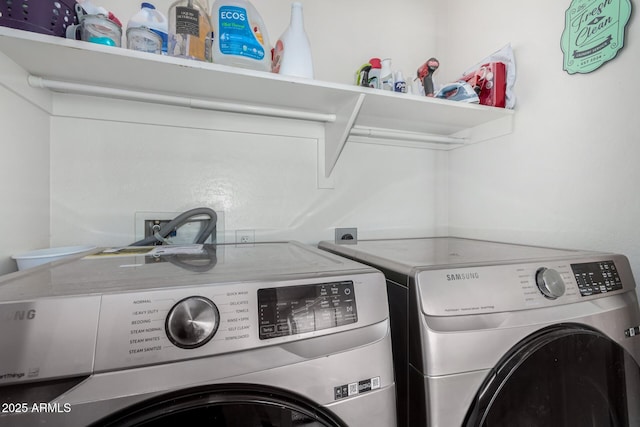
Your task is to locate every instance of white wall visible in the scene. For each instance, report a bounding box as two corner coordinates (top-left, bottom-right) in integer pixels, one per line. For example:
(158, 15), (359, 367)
(44, 0), (441, 247)
(435, 1), (640, 278)
(48, 94), (443, 248)
(0, 59), (50, 274)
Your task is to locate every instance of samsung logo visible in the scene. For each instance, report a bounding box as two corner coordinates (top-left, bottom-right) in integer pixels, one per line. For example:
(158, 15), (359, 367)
(1, 309), (36, 322)
(446, 272), (480, 281)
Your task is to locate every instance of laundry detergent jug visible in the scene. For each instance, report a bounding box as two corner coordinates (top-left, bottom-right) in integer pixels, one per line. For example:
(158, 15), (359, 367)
(210, 0), (271, 71)
(127, 2), (168, 54)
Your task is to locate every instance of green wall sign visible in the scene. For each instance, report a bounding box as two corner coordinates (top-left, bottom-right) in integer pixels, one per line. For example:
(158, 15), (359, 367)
(561, 0), (632, 74)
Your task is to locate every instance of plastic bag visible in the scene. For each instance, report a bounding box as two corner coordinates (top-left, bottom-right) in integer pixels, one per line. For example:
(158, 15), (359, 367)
(462, 43), (516, 109)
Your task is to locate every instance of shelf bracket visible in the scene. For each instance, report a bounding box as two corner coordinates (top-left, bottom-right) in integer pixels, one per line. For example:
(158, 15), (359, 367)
(323, 93), (365, 177)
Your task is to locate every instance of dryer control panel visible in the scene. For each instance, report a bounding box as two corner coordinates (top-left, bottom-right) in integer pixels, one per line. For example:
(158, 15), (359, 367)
(416, 254), (635, 316)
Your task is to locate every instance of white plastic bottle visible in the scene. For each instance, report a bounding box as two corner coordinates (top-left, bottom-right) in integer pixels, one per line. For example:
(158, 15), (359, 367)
(210, 0), (271, 71)
(76, 0), (108, 16)
(393, 70), (407, 93)
(367, 58), (381, 89)
(168, 0), (212, 61)
(380, 58), (393, 91)
(127, 3), (169, 54)
(272, 2), (313, 79)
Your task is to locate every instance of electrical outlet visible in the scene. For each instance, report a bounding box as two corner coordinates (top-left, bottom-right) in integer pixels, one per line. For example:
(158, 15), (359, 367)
(335, 227), (357, 244)
(235, 229), (255, 245)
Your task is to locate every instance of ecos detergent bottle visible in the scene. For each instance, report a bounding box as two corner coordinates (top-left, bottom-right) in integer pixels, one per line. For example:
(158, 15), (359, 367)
(210, 0), (271, 71)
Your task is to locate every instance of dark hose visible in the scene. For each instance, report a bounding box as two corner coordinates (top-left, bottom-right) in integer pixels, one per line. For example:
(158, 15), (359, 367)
(130, 207), (217, 246)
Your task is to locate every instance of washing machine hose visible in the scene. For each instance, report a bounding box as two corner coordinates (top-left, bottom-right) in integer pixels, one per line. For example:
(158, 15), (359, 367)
(130, 207), (217, 246)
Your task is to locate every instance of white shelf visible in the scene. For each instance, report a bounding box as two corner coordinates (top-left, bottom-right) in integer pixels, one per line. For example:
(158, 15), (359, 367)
(0, 26), (514, 177)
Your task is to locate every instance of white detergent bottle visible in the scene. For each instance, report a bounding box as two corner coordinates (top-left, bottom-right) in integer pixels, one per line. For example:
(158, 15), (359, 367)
(380, 58), (393, 91)
(211, 0), (271, 71)
(393, 70), (407, 93)
(127, 3), (169, 54)
(272, 2), (313, 79)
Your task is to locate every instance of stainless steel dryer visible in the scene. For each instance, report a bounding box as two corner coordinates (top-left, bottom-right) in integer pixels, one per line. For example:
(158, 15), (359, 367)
(0, 242), (396, 427)
(319, 237), (640, 427)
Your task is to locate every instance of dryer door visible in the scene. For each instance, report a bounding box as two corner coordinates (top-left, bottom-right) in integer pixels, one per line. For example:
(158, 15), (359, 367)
(94, 384), (347, 427)
(464, 324), (640, 427)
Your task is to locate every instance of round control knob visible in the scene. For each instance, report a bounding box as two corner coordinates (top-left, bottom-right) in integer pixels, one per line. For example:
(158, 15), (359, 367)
(535, 268), (566, 299)
(166, 296), (219, 349)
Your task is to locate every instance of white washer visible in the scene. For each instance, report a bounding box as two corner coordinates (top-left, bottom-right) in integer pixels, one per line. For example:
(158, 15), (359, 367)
(0, 242), (396, 427)
(319, 237), (640, 426)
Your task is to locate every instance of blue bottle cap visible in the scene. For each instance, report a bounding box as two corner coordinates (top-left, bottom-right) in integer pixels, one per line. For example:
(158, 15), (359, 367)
(141, 2), (155, 9)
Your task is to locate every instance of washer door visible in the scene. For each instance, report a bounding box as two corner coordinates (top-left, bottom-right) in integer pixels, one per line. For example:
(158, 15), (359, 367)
(93, 384), (347, 427)
(464, 324), (640, 427)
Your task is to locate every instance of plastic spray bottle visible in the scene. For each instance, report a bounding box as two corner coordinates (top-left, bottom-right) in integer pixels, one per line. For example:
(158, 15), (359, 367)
(272, 2), (314, 79)
(368, 58), (381, 89)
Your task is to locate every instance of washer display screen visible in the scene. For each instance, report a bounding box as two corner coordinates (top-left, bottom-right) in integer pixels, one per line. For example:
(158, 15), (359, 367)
(571, 261), (623, 296)
(258, 281), (357, 340)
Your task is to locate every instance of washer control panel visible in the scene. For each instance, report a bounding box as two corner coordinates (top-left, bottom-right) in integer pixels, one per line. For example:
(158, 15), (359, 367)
(93, 276), (373, 372)
(258, 281), (357, 340)
(571, 260), (622, 296)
